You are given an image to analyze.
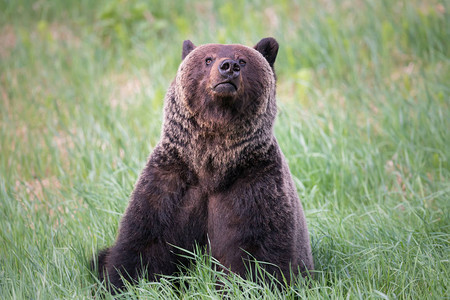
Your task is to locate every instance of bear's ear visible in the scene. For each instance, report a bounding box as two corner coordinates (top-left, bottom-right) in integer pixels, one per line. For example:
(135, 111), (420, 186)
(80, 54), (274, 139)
(254, 37), (279, 68)
(182, 40), (196, 60)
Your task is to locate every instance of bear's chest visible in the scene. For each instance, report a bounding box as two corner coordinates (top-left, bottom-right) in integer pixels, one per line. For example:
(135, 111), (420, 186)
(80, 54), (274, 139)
(188, 137), (241, 180)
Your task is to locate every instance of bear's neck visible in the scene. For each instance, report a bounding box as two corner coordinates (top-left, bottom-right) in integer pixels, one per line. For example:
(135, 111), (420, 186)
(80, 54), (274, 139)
(159, 88), (276, 187)
(161, 113), (274, 187)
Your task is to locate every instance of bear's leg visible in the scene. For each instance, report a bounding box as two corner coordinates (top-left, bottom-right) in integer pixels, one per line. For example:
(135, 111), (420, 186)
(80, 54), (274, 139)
(207, 165), (313, 286)
(93, 154), (203, 293)
(95, 205), (180, 293)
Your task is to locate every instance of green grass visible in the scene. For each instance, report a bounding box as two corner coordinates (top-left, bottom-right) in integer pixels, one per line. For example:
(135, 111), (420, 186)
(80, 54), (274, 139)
(0, 0), (449, 298)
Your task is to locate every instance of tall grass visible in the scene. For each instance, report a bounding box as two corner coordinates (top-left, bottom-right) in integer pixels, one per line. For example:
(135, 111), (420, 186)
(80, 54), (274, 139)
(0, 0), (448, 298)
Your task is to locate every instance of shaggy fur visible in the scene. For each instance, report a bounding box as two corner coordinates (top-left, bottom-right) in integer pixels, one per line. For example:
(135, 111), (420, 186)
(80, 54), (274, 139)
(93, 38), (314, 292)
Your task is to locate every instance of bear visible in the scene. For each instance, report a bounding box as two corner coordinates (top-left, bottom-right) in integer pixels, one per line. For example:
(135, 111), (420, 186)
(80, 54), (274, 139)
(93, 37), (314, 292)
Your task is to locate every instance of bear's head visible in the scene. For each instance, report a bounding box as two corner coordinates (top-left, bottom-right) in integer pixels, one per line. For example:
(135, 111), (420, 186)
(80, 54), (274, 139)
(173, 38), (279, 132)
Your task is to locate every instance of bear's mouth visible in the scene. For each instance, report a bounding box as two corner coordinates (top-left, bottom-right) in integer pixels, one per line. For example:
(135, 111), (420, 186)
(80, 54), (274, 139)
(213, 81), (238, 94)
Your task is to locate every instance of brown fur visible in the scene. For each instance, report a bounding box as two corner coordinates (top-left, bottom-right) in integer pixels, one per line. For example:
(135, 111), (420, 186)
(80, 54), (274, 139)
(92, 38), (313, 292)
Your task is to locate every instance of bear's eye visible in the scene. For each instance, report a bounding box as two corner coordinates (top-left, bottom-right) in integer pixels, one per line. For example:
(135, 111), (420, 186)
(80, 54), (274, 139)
(239, 59), (246, 66)
(205, 58), (212, 65)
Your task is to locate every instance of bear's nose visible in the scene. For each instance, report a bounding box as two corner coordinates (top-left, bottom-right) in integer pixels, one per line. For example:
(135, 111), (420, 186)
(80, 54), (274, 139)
(219, 59), (240, 79)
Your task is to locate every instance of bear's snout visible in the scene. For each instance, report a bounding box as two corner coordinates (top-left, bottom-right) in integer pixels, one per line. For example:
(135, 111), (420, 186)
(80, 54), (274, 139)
(211, 59), (242, 95)
(218, 59), (240, 79)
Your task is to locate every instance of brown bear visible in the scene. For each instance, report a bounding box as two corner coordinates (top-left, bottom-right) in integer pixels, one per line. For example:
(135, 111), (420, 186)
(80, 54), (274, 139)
(93, 37), (314, 292)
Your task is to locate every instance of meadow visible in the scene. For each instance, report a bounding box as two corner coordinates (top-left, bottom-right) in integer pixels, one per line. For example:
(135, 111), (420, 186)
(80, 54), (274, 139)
(0, 0), (448, 298)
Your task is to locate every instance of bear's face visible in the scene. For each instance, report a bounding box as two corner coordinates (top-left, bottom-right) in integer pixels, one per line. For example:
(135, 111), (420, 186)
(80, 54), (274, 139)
(175, 38), (279, 129)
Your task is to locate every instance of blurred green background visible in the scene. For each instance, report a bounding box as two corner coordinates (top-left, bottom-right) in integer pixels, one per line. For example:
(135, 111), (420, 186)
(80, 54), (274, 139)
(0, 0), (449, 298)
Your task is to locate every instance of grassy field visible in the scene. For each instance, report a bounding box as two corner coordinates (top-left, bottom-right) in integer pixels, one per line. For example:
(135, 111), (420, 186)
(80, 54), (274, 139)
(0, 0), (449, 298)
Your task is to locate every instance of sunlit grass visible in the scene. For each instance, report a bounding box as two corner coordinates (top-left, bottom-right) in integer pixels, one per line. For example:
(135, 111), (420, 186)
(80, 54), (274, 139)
(0, 0), (448, 298)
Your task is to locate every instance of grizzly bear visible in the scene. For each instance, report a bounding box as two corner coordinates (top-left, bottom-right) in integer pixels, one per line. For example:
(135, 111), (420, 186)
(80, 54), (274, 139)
(93, 37), (314, 292)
